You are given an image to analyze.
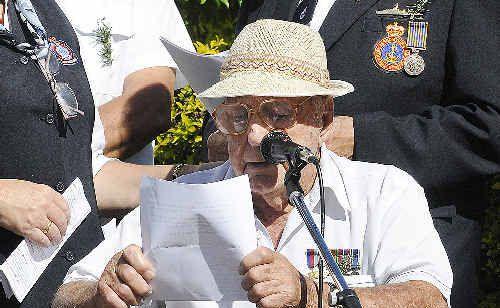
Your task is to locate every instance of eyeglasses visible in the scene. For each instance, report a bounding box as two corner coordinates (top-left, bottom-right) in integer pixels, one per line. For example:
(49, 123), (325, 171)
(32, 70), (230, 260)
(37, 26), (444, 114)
(212, 97), (315, 135)
(36, 48), (83, 120)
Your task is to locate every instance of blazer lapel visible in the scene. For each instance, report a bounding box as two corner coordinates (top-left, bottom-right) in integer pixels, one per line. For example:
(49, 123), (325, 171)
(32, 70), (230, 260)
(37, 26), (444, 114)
(319, 0), (382, 50)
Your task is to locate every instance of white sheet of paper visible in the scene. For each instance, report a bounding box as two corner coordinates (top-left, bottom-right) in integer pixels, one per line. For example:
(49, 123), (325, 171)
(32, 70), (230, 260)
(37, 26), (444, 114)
(140, 175), (257, 302)
(0, 178), (91, 302)
(160, 37), (226, 113)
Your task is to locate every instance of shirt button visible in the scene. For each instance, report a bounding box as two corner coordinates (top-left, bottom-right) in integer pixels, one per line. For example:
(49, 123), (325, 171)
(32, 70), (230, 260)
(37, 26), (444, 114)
(45, 113), (55, 125)
(20, 56), (29, 65)
(64, 250), (75, 262)
(56, 181), (65, 192)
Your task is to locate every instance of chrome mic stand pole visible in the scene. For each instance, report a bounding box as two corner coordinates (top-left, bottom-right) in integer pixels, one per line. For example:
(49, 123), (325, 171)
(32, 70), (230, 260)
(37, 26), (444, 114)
(285, 156), (362, 308)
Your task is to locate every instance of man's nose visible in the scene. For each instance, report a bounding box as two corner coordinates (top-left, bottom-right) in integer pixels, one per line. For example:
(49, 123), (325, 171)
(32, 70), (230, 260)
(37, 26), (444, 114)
(247, 123), (270, 148)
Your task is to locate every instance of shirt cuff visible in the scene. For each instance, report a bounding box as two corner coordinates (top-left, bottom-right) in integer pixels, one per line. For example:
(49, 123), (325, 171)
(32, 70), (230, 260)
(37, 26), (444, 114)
(92, 155), (117, 177)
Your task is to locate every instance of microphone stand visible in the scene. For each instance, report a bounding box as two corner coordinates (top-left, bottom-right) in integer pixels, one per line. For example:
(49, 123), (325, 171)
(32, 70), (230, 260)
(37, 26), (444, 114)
(284, 154), (362, 308)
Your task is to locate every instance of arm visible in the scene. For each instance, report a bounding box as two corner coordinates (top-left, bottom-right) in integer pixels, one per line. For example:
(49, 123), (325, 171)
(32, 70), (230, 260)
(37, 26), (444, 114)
(355, 281), (447, 308)
(240, 247), (447, 308)
(98, 66), (175, 160)
(93, 160), (222, 215)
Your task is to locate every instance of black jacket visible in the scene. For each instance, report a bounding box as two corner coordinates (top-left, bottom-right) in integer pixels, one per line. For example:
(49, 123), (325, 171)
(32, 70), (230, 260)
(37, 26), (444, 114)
(236, 0), (500, 307)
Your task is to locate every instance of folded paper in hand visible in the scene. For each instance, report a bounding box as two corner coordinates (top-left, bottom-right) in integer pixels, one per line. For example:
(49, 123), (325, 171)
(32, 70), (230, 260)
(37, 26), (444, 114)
(0, 178), (91, 302)
(140, 175), (257, 302)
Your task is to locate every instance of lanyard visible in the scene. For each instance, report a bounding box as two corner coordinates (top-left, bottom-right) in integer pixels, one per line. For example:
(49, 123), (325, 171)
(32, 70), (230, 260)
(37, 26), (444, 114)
(0, 0), (48, 58)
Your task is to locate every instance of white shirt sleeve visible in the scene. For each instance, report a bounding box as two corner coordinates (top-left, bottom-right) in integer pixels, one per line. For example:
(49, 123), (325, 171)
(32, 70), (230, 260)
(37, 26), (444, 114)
(63, 208), (142, 283)
(370, 167), (453, 306)
(120, 0), (194, 89)
(91, 107), (116, 177)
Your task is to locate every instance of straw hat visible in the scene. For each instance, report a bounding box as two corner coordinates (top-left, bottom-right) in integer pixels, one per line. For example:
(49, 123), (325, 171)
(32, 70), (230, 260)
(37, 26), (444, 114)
(198, 19), (354, 100)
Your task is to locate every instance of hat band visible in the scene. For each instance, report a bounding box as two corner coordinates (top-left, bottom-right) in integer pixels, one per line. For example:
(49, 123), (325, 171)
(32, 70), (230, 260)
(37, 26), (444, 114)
(220, 53), (331, 87)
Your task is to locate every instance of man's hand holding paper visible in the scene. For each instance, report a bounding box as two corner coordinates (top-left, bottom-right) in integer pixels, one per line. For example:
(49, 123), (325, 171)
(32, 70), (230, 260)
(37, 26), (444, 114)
(140, 175), (257, 302)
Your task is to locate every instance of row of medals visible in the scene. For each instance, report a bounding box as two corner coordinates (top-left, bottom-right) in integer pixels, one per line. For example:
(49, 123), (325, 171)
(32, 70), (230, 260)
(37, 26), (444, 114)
(372, 3), (429, 76)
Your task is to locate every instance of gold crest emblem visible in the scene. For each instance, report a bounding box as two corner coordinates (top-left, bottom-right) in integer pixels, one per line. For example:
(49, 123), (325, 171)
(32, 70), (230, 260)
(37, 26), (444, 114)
(373, 22), (411, 73)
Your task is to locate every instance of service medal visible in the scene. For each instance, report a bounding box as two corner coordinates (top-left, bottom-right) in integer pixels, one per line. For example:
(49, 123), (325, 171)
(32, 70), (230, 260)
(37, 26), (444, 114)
(373, 22), (410, 73)
(404, 20), (429, 76)
(404, 52), (425, 76)
(330, 248), (361, 276)
(306, 249), (320, 280)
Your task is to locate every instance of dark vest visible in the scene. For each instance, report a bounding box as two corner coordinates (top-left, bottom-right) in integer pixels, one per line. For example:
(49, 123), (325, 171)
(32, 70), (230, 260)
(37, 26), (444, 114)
(0, 1), (103, 307)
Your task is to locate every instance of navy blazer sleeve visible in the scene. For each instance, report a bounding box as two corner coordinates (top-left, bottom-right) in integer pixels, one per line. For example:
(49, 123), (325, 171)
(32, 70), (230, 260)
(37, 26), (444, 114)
(353, 0), (500, 211)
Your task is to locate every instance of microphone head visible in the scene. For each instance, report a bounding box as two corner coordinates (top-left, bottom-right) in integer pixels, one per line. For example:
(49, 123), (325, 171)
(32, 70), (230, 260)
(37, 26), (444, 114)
(260, 131), (293, 164)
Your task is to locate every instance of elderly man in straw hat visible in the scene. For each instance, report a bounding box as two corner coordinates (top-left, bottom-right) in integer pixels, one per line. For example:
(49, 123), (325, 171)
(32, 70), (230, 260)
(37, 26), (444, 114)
(52, 20), (452, 308)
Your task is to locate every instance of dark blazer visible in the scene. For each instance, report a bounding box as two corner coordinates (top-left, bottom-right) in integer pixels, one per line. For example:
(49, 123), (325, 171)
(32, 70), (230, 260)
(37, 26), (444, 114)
(237, 0), (500, 307)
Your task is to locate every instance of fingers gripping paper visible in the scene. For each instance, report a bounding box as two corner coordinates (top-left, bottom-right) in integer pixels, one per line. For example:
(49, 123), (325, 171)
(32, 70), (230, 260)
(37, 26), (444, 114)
(0, 178), (91, 302)
(140, 175), (257, 302)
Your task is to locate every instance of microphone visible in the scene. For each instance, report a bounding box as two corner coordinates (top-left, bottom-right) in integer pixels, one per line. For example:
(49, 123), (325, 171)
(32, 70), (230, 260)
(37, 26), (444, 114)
(260, 131), (319, 165)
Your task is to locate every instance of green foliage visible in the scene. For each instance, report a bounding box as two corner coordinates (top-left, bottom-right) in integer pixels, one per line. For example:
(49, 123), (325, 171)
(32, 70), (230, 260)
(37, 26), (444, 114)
(194, 36), (229, 54)
(154, 36), (230, 165)
(479, 176), (500, 307)
(175, 0), (240, 44)
(94, 18), (113, 66)
(154, 86), (205, 164)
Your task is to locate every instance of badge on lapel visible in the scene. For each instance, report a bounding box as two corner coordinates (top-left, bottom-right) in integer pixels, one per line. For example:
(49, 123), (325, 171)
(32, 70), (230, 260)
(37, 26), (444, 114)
(373, 22), (410, 73)
(48, 36), (78, 65)
(306, 248), (361, 280)
(373, 1), (431, 76)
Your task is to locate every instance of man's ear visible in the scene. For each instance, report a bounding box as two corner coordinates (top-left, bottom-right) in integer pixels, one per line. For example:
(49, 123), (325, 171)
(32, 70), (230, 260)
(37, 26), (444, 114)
(322, 96), (334, 129)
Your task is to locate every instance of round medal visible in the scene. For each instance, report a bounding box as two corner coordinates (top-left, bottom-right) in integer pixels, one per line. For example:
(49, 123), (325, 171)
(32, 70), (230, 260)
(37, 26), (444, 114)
(404, 53), (425, 76)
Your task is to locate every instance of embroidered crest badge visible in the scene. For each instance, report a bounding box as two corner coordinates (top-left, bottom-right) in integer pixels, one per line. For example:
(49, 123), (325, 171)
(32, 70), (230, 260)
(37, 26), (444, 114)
(373, 22), (410, 73)
(48, 36), (78, 65)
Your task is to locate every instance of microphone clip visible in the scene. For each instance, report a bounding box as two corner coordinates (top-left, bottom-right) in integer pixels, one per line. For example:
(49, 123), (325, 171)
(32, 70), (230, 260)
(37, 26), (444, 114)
(284, 152), (308, 198)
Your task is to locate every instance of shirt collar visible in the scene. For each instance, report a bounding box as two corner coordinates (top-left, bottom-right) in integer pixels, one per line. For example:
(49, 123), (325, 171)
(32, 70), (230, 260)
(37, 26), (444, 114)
(223, 144), (353, 213)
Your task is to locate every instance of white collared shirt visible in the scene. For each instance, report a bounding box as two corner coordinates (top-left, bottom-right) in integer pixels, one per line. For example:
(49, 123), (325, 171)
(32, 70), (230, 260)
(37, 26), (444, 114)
(63, 147), (453, 307)
(54, 0), (194, 165)
(3, 0), (194, 166)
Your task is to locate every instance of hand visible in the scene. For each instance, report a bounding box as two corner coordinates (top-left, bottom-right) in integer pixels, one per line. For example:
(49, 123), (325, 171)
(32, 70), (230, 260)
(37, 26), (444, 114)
(0, 179), (70, 246)
(96, 244), (155, 308)
(320, 116), (354, 159)
(240, 247), (303, 308)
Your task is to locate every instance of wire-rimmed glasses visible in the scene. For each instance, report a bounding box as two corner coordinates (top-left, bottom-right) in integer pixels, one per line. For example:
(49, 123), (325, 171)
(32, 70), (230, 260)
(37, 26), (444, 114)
(36, 48), (83, 120)
(212, 97), (314, 135)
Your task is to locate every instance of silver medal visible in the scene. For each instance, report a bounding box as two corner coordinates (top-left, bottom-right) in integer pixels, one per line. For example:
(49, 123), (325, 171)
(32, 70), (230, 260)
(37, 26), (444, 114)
(404, 53), (425, 76)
